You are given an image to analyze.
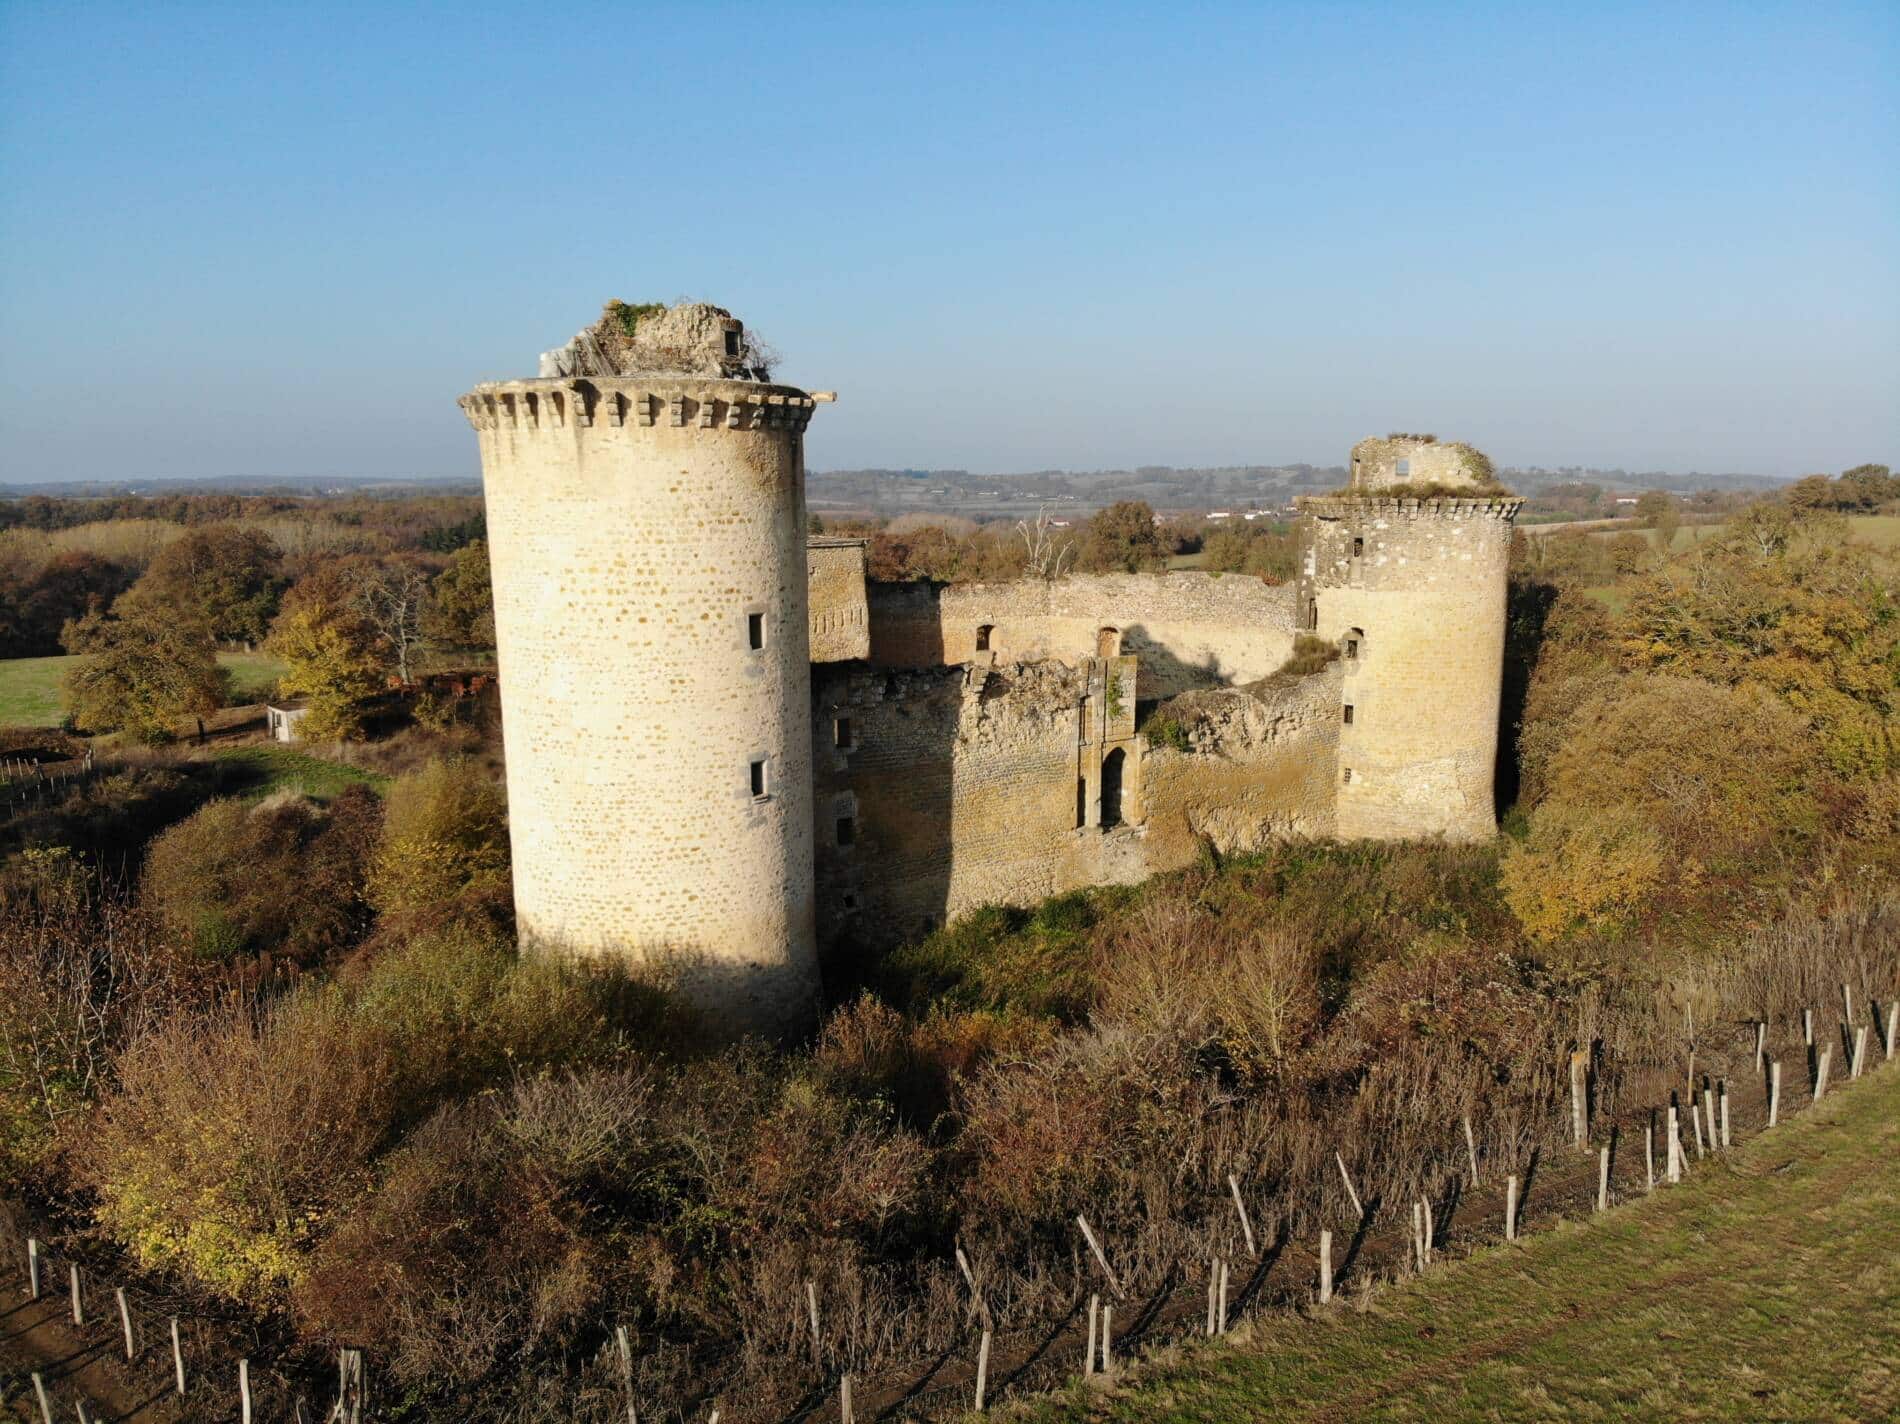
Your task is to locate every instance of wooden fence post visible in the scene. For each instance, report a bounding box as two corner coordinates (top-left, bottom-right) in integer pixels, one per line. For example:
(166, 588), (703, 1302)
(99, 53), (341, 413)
(805, 1280), (821, 1368)
(975, 1330), (991, 1411)
(1701, 1083), (1716, 1151)
(1644, 1119), (1655, 1193)
(1570, 1050), (1588, 1148)
(1666, 1104), (1682, 1183)
(30, 1372), (53, 1424)
(170, 1316), (186, 1394)
(1227, 1174), (1257, 1257)
(1505, 1175), (1519, 1241)
(1720, 1082), (1731, 1148)
(1205, 1258), (1217, 1335)
(1318, 1230), (1333, 1302)
(1218, 1258), (1230, 1335)
(240, 1358), (252, 1424)
(116, 1287), (134, 1360)
(1596, 1145), (1610, 1212)
(69, 1263), (82, 1325)
(1101, 1306), (1113, 1373)
(1885, 1002), (1898, 1060)
(1076, 1216), (1126, 1299)
(1463, 1113), (1481, 1185)
(1754, 1021), (1766, 1072)
(1769, 1060), (1781, 1127)
(1851, 1026), (1868, 1080)
(1814, 1046), (1832, 1102)
(26, 1237), (39, 1299)
(614, 1323), (638, 1424)
(1689, 1101), (1706, 1160)
(1335, 1152), (1364, 1221)
(839, 1374), (853, 1424)
(1085, 1294), (1098, 1374)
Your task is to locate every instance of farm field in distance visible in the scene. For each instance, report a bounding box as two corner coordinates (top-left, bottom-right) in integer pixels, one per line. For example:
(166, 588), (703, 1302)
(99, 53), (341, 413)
(0, 651), (285, 729)
(1028, 1065), (1900, 1424)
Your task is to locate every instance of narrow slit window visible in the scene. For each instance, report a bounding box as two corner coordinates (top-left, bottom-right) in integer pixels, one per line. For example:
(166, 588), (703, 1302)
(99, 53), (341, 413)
(1352, 536), (1365, 558)
(747, 612), (765, 650)
(836, 815), (856, 847)
(750, 758), (768, 798)
(724, 329), (742, 357)
(1345, 637), (1359, 660)
(1343, 704), (1355, 725)
(975, 624), (993, 652)
(834, 716), (853, 749)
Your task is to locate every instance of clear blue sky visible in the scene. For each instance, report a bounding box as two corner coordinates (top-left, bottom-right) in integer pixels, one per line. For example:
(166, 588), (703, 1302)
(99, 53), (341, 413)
(1, 1), (1894, 481)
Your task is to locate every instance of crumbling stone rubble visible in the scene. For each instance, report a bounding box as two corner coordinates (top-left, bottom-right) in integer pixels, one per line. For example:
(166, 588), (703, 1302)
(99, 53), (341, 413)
(538, 300), (772, 380)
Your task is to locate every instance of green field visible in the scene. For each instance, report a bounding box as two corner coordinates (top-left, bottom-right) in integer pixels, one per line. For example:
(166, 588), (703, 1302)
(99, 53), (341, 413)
(209, 744), (389, 801)
(1029, 1066), (1900, 1424)
(0, 651), (285, 728)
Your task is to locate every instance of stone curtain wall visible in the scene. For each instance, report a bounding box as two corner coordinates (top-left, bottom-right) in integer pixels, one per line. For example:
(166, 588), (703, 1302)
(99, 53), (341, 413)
(464, 377), (825, 1036)
(811, 653), (1339, 953)
(865, 572), (1301, 699)
(813, 659), (1161, 950)
(806, 538), (870, 662)
(1139, 665), (1343, 866)
(1296, 497), (1520, 842)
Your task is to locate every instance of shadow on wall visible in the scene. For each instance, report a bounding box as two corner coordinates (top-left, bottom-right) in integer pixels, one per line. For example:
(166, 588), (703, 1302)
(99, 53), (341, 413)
(1497, 578), (1560, 818)
(1117, 624), (1230, 700)
(812, 668), (960, 1000)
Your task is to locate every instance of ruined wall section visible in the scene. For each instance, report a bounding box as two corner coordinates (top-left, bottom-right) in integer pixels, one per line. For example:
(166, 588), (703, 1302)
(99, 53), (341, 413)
(865, 572), (1300, 699)
(1139, 664), (1342, 866)
(1296, 495), (1520, 842)
(807, 538), (870, 662)
(464, 377), (825, 1037)
(813, 660), (1115, 947)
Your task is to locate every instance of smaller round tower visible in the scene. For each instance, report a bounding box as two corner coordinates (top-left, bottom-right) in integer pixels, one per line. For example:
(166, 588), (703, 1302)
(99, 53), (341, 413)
(1296, 436), (1520, 842)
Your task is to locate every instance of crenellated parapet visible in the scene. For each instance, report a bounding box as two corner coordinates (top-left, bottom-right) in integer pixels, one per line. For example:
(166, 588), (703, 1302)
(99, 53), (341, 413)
(1295, 495), (1523, 520)
(459, 378), (821, 435)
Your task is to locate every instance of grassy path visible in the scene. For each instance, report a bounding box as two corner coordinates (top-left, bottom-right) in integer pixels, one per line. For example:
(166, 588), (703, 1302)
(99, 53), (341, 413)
(1024, 1063), (1900, 1424)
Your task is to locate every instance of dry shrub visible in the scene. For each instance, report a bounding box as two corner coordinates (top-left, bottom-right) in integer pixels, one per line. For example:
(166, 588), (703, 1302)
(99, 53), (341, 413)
(1090, 896), (1322, 1075)
(87, 995), (394, 1305)
(368, 758), (509, 915)
(0, 880), (179, 1185)
(140, 787), (378, 966)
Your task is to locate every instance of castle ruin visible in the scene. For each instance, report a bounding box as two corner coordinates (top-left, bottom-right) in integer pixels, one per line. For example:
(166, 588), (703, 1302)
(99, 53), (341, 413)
(462, 307), (1521, 1036)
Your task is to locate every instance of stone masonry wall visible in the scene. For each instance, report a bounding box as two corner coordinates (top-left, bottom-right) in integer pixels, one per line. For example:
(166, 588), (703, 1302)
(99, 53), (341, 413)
(865, 572), (1301, 699)
(807, 538), (870, 662)
(1138, 664), (1343, 867)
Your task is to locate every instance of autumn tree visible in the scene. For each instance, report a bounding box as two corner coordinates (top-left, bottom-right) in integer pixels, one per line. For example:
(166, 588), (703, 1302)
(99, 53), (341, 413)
(268, 571), (386, 740)
(1079, 501), (1162, 573)
(61, 604), (223, 742)
(423, 541), (495, 651)
(119, 524), (285, 646)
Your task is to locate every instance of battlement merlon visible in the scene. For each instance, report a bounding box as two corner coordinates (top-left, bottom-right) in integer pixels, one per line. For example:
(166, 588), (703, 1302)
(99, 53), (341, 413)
(1295, 495), (1524, 520)
(459, 378), (833, 434)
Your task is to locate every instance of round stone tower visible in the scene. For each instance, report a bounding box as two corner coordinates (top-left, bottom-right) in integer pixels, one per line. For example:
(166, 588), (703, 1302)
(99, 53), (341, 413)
(1296, 436), (1521, 842)
(459, 304), (825, 1037)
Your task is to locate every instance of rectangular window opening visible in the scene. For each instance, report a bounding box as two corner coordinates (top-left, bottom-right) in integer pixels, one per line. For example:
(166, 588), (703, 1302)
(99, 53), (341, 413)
(750, 758), (768, 798)
(833, 716), (853, 749)
(724, 329), (742, 357)
(836, 815), (856, 847)
(1351, 536), (1365, 558)
(1343, 704), (1355, 725)
(1345, 638), (1359, 660)
(747, 611), (765, 650)
(1342, 767), (1354, 784)
(1396, 458), (1410, 476)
